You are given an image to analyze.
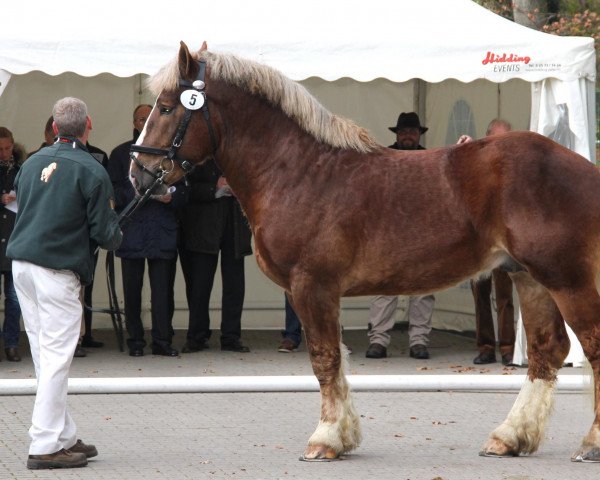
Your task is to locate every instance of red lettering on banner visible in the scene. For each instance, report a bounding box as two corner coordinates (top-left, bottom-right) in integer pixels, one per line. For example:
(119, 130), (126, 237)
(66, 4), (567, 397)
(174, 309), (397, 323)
(482, 51), (531, 65)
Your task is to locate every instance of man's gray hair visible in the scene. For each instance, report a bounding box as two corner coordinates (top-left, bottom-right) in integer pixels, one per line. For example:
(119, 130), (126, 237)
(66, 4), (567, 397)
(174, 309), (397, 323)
(52, 97), (88, 138)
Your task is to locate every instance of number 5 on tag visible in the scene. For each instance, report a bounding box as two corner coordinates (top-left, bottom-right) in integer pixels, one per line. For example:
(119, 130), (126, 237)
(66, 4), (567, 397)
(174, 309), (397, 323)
(180, 90), (205, 110)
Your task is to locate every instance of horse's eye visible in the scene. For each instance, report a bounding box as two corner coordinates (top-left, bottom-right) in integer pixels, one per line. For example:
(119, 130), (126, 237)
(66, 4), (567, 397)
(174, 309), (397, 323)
(160, 106), (173, 115)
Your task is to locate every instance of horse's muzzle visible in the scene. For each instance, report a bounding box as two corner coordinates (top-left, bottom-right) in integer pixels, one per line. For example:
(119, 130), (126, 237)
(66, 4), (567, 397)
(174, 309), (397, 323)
(129, 166), (168, 197)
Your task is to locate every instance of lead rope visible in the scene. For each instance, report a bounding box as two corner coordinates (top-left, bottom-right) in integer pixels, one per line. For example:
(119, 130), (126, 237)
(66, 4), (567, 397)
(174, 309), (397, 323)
(116, 175), (164, 225)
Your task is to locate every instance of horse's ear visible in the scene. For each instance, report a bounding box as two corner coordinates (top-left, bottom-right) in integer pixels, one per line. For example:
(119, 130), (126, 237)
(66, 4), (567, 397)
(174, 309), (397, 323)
(178, 41), (199, 82)
(199, 41), (208, 53)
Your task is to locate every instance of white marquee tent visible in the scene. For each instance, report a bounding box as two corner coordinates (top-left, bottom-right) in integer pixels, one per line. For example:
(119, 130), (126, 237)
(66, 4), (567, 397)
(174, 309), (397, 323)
(0, 0), (596, 158)
(0, 0), (596, 336)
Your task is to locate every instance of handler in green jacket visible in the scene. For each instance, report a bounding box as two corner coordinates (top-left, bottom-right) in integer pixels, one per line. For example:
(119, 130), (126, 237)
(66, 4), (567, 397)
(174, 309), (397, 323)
(7, 97), (122, 470)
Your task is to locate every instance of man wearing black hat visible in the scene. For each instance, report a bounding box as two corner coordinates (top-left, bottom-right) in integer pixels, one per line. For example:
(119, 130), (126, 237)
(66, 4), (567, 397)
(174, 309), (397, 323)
(389, 112), (428, 149)
(365, 112), (435, 360)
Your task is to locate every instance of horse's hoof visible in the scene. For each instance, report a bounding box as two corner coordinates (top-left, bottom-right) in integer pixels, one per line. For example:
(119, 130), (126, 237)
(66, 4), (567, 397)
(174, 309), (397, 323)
(571, 447), (600, 462)
(479, 438), (518, 458)
(299, 445), (341, 462)
(479, 450), (519, 458)
(298, 456), (337, 462)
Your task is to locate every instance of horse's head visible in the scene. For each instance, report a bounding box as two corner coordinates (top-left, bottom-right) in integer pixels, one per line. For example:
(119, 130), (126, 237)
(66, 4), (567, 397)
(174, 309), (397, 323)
(130, 41), (218, 195)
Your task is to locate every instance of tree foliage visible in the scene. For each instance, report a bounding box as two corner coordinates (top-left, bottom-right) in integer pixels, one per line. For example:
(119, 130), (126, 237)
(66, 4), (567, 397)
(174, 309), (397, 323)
(475, 0), (515, 20)
(542, 9), (599, 50)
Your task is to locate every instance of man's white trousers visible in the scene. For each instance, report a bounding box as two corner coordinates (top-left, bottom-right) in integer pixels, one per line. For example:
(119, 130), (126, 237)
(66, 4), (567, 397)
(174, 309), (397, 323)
(12, 260), (81, 455)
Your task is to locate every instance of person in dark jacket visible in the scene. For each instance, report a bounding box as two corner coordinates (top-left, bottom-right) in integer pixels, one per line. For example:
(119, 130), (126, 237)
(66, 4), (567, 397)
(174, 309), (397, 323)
(107, 104), (184, 357)
(178, 159), (253, 353)
(78, 135), (109, 355)
(70, 134), (110, 357)
(0, 127), (22, 362)
(26, 116), (54, 159)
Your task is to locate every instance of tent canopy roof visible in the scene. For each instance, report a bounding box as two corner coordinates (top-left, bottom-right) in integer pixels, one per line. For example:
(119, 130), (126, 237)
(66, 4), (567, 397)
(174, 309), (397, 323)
(1, 0), (595, 83)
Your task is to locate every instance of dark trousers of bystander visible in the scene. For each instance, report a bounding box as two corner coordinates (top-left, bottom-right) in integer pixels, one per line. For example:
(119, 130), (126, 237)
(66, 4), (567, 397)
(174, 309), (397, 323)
(471, 268), (515, 356)
(121, 257), (177, 350)
(82, 251), (99, 342)
(0, 271), (21, 348)
(283, 295), (302, 346)
(179, 234), (245, 347)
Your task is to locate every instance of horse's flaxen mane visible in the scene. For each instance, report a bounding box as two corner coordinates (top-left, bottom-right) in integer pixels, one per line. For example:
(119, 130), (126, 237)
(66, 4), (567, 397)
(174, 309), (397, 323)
(148, 50), (379, 154)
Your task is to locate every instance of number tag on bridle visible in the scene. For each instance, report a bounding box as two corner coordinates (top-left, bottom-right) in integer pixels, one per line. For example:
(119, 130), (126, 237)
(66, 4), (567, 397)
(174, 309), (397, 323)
(180, 90), (205, 110)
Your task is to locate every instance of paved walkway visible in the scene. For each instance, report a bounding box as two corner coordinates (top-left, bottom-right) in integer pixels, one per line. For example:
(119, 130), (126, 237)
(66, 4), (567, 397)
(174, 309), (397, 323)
(0, 328), (595, 479)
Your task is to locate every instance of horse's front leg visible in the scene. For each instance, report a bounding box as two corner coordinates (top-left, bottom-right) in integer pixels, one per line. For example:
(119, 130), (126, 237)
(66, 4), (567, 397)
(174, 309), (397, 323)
(289, 286), (361, 461)
(481, 272), (569, 457)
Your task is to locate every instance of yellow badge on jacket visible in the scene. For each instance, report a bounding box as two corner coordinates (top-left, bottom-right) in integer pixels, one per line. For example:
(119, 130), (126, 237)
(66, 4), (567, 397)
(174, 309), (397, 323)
(40, 162), (57, 183)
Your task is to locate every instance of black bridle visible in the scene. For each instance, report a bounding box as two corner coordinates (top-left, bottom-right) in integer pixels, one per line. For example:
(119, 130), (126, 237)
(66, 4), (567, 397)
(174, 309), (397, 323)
(121, 59), (218, 224)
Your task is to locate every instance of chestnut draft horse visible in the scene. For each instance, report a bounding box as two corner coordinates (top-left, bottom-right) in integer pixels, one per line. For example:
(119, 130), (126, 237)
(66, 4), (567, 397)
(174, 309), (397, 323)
(131, 42), (600, 463)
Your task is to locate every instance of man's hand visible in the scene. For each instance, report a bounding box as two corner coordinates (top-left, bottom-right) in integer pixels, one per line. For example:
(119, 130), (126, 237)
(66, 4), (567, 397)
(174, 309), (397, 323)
(1, 192), (16, 205)
(153, 194), (172, 204)
(217, 176), (229, 189)
(216, 176), (235, 197)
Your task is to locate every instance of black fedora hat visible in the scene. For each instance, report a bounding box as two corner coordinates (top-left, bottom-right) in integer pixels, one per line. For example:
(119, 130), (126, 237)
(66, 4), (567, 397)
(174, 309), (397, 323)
(389, 112), (428, 134)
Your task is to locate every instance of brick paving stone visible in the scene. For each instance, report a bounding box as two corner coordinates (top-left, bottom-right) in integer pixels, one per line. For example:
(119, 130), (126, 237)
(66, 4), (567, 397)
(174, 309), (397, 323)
(1, 390), (598, 479)
(0, 328), (595, 479)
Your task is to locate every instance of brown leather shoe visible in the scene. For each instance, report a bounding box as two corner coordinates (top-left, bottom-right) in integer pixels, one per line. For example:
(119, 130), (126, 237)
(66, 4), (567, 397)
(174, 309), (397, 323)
(4, 347), (21, 362)
(278, 338), (299, 353)
(68, 439), (98, 458)
(27, 448), (87, 469)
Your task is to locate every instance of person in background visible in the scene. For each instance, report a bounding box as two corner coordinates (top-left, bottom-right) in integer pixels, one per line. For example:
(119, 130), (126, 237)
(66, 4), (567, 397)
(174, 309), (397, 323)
(365, 112), (435, 360)
(457, 119), (515, 366)
(178, 160), (252, 353)
(107, 104), (184, 357)
(277, 295), (352, 353)
(0, 127), (23, 362)
(7, 97), (122, 469)
(106, 104), (151, 163)
(277, 295), (302, 353)
(76, 122), (110, 356)
(26, 116), (54, 158)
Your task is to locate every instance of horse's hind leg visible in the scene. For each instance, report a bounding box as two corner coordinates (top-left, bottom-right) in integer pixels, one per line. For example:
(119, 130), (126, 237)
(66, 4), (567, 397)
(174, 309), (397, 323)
(288, 284), (361, 461)
(481, 272), (570, 457)
(548, 284), (600, 462)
